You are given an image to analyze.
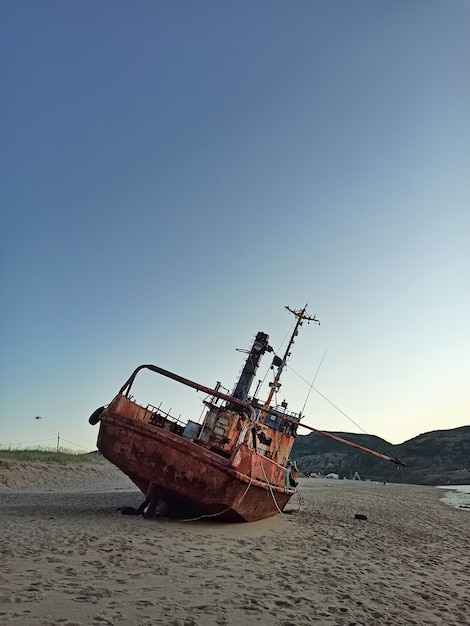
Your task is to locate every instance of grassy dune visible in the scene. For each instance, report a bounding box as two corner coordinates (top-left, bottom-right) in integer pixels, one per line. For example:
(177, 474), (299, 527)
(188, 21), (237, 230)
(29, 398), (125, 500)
(0, 447), (108, 465)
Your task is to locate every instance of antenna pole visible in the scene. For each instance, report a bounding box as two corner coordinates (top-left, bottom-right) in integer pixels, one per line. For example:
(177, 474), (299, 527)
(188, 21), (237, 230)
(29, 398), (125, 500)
(260, 304), (319, 420)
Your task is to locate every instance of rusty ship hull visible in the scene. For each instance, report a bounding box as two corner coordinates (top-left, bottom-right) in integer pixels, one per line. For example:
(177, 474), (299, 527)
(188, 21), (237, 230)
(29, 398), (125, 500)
(97, 400), (294, 522)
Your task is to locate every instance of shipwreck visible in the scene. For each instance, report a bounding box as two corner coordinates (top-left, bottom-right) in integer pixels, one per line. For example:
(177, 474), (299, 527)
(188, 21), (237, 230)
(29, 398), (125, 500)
(89, 305), (404, 522)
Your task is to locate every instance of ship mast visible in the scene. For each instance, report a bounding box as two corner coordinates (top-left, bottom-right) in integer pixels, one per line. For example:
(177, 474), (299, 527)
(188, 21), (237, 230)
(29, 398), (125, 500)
(260, 304), (319, 420)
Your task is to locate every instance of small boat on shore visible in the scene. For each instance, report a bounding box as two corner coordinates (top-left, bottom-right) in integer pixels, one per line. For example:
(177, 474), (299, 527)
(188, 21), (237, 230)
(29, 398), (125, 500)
(89, 305), (403, 522)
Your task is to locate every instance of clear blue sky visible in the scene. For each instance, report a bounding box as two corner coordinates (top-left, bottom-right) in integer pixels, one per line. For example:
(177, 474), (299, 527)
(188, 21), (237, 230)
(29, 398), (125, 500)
(1, 1), (469, 452)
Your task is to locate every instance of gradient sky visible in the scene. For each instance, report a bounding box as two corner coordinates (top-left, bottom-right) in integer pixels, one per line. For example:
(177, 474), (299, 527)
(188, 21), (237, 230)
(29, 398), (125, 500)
(1, 1), (469, 453)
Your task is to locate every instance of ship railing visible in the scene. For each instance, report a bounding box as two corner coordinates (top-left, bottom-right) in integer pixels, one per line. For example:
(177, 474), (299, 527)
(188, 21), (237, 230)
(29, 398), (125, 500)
(271, 405), (302, 422)
(202, 381), (231, 408)
(251, 399), (302, 423)
(144, 402), (185, 428)
(202, 395), (225, 408)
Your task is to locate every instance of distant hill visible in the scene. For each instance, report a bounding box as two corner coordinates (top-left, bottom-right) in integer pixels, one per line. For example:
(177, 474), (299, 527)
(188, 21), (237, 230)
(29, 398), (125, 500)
(291, 425), (470, 485)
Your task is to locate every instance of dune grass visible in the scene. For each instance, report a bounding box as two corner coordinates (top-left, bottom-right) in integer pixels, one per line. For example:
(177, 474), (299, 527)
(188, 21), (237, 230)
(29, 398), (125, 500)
(0, 447), (108, 465)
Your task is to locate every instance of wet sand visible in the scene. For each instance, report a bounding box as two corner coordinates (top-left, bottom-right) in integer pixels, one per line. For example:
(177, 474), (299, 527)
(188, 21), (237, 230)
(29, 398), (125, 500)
(1, 464), (469, 625)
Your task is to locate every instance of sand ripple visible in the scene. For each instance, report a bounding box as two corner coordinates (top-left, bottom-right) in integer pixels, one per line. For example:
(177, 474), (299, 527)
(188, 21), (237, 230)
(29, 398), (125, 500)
(1, 469), (469, 625)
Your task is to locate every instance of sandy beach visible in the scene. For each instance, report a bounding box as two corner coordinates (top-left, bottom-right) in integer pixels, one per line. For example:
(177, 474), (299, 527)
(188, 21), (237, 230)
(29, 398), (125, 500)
(1, 463), (469, 626)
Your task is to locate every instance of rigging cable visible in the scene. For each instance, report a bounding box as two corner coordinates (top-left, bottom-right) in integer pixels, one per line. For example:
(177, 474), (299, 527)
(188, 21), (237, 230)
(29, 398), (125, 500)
(300, 347), (328, 416)
(288, 364), (370, 436)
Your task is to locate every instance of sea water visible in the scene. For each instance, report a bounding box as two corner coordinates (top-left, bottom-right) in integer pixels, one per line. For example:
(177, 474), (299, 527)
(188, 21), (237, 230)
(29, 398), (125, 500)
(436, 485), (470, 511)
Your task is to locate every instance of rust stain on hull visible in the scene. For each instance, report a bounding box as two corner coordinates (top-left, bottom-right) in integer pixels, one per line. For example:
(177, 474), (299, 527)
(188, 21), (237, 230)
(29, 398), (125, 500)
(97, 412), (293, 522)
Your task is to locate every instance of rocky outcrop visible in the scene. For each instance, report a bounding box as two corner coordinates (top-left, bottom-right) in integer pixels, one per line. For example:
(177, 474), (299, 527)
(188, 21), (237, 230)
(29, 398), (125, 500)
(291, 426), (470, 485)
